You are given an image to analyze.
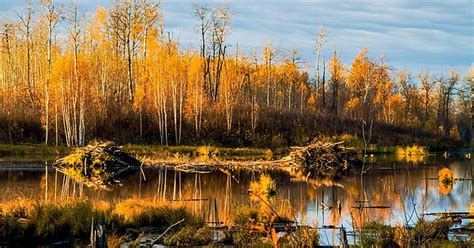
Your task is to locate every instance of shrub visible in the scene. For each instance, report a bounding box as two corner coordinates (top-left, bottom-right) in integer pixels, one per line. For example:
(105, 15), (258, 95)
(411, 218), (453, 244)
(361, 221), (397, 247)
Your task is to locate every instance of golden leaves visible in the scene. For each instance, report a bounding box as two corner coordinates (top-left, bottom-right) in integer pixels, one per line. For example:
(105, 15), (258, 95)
(438, 167), (454, 195)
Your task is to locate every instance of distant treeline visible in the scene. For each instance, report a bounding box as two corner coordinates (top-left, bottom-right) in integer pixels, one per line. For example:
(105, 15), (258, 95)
(0, 0), (471, 148)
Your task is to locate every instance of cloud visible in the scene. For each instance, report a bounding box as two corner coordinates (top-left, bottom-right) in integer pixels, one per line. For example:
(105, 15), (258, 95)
(162, 0), (473, 74)
(1, 0), (472, 74)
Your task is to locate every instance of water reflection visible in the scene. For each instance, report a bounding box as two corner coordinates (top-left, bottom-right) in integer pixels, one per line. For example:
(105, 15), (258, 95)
(0, 156), (471, 246)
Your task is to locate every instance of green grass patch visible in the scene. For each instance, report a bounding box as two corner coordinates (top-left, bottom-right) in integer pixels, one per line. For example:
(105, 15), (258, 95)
(0, 144), (70, 156)
(123, 144), (270, 157)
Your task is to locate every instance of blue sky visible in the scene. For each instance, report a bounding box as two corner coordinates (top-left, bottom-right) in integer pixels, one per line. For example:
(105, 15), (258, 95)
(1, 0), (473, 76)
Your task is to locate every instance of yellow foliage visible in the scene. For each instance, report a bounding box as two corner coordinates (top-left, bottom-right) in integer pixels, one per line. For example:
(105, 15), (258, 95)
(329, 50), (344, 83)
(93, 200), (111, 213)
(449, 126), (460, 140)
(263, 149), (273, 160)
(249, 174), (276, 203)
(395, 145), (427, 156)
(395, 145), (427, 163)
(438, 167), (454, 195)
(0, 197), (36, 218)
(133, 85), (145, 111)
(195, 146), (218, 161)
(345, 98), (360, 112)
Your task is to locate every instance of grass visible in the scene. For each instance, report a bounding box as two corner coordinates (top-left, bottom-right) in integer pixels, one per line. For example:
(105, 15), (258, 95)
(0, 143), (281, 159)
(361, 219), (472, 247)
(0, 196), (319, 246)
(0, 137), (464, 159)
(123, 144), (270, 157)
(0, 197), (203, 246)
(0, 144), (70, 156)
(1, 196), (470, 246)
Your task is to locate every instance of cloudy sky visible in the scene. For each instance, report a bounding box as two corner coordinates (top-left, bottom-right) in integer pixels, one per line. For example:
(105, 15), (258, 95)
(1, 0), (473, 76)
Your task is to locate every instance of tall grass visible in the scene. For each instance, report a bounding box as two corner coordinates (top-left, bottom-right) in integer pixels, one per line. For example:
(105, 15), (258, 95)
(0, 197), (203, 246)
(360, 219), (471, 247)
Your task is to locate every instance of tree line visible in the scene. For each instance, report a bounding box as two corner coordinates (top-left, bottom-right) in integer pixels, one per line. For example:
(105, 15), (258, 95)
(0, 0), (472, 147)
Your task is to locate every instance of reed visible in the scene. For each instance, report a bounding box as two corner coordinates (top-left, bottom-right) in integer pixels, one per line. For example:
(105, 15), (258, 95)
(0, 197), (203, 246)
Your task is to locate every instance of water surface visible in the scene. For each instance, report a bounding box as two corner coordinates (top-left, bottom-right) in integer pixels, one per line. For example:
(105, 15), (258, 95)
(0, 154), (472, 245)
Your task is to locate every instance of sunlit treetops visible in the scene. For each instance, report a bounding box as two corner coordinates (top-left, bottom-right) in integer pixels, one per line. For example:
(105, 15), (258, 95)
(0, 0), (471, 147)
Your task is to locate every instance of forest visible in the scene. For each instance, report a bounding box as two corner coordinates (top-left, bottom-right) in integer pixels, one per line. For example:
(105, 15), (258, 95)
(0, 0), (472, 149)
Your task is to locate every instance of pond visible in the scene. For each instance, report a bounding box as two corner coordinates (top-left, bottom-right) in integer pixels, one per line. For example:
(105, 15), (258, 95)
(0, 153), (472, 246)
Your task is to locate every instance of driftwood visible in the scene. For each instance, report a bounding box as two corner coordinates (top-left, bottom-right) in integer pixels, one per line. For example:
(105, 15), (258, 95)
(423, 212), (474, 220)
(281, 140), (357, 179)
(53, 141), (141, 188)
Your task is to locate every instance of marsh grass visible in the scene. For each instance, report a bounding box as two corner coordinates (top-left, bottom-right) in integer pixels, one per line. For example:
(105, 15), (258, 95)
(0, 144), (70, 156)
(111, 198), (203, 230)
(0, 197), (203, 246)
(124, 144), (269, 158)
(163, 226), (213, 246)
(360, 218), (471, 247)
(232, 206), (318, 247)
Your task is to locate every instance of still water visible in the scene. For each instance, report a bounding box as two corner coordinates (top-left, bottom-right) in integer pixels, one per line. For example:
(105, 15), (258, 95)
(0, 154), (472, 245)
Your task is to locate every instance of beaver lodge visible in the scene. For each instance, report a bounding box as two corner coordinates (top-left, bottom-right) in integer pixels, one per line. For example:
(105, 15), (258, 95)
(282, 140), (357, 179)
(54, 140), (358, 189)
(53, 141), (142, 189)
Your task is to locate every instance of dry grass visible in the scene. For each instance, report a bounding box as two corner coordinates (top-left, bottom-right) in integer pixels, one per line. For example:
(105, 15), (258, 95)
(0, 197), (36, 218)
(111, 198), (186, 223)
(0, 197), (203, 246)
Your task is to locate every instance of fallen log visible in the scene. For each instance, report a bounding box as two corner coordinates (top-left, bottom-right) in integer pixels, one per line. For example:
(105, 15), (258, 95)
(53, 141), (141, 189)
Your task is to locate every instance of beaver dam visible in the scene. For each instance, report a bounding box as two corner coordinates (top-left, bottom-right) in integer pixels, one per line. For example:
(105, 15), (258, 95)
(53, 140), (359, 188)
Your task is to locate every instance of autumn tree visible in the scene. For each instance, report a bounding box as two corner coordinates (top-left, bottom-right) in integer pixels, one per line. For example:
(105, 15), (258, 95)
(0, 1), (468, 149)
(418, 70), (435, 123)
(396, 70), (416, 121)
(315, 27), (328, 110)
(328, 50), (344, 116)
(263, 41), (277, 107)
(18, 0), (36, 109)
(40, 0), (59, 145)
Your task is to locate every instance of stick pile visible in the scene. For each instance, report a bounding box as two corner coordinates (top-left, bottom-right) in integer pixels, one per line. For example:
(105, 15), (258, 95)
(283, 140), (356, 179)
(54, 141), (141, 188)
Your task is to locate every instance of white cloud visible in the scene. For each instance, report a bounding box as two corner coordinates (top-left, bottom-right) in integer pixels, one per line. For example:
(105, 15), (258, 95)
(1, 0), (472, 74)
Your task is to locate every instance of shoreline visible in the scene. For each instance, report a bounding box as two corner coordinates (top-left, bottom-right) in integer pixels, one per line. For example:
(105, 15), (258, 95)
(1, 143), (471, 157)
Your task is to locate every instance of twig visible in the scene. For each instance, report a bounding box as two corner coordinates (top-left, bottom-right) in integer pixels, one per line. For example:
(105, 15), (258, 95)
(152, 218), (185, 244)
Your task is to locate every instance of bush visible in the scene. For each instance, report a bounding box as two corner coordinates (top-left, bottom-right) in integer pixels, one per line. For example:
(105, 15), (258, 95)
(361, 222), (397, 247)
(411, 218), (454, 244)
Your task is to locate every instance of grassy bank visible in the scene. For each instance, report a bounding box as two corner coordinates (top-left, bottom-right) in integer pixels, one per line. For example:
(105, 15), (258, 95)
(0, 197), (203, 246)
(0, 197), (318, 247)
(122, 144), (273, 157)
(0, 144), (71, 156)
(0, 139), (466, 159)
(0, 143), (275, 158)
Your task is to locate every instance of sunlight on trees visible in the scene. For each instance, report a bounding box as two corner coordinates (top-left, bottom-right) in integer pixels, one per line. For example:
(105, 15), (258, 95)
(0, 1), (470, 147)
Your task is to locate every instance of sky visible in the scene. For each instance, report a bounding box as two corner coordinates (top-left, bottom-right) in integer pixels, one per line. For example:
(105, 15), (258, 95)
(1, 0), (473, 77)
